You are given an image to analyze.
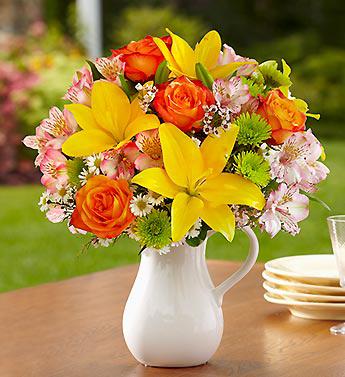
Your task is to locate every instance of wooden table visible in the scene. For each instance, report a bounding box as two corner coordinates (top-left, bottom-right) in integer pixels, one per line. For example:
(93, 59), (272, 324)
(1, 261), (345, 377)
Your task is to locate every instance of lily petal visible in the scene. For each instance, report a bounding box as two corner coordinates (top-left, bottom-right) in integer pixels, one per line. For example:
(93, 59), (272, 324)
(65, 104), (98, 131)
(91, 81), (130, 142)
(195, 30), (221, 70)
(129, 97), (145, 123)
(210, 61), (252, 79)
(62, 129), (115, 157)
(131, 167), (182, 198)
(171, 192), (204, 241)
(125, 114), (160, 140)
(199, 173), (265, 209)
(200, 202), (235, 241)
(159, 123), (204, 188)
(153, 37), (180, 73)
(200, 125), (239, 176)
(166, 29), (196, 78)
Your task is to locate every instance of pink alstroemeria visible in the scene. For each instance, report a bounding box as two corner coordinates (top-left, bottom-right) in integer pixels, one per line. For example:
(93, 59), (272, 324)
(269, 129), (329, 192)
(40, 107), (78, 139)
(259, 183), (309, 237)
(135, 129), (163, 171)
(23, 107), (78, 165)
(46, 206), (66, 223)
(40, 149), (68, 193)
(100, 142), (140, 180)
(213, 77), (252, 114)
(218, 45), (257, 76)
(23, 125), (56, 166)
(95, 55), (124, 84)
(63, 66), (93, 105)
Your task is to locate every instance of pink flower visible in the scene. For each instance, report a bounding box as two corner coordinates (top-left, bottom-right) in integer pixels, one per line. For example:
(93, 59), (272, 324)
(23, 107), (77, 165)
(259, 183), (309, 237)
(269, 129), (329, 192)
(40, 107), (78, 139)
(135, 129), (163, 170)
(100, 142), (139, 180)
(23, 125), (55, 165)
(95, 55), (124, 83)
(40, 149), (68, 193)
(212, 77), (252, 114)
(46, 206), (65, 223)
(63, 66), (93, 105)
(218, 45), (257, 76)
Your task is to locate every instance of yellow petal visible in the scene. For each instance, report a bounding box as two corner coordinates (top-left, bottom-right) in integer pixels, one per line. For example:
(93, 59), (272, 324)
(125, 114), (160, 140)
(200, 202), (235, 241)
(200, 125), (239, 176)
(210, 61), (252, 79)
(62, 129), (115, 157)
(171, 192), (204, 241)
(166, 29), (196, 78)
(91, 81), (130, 142)
(195, 30), (221, 70)
(131, 167), (182, 198)
(129, 97), (145, 123)
(159, 123), (204, 188)
(153, 37), (180, 73)
(64, 104), (98, 130)
(199, 173), (265, 210)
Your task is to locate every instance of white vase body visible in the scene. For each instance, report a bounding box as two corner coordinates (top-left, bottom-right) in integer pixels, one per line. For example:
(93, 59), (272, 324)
(122, 227), (259, 367)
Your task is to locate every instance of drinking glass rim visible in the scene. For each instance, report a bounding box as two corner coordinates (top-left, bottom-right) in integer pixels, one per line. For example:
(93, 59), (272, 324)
(327, 215), (345, 222)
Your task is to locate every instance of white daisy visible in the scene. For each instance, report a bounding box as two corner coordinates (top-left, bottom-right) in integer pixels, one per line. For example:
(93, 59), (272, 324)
(126, 223), (140, 241)
(171, 238), (186, 247)
(38, 191), (51, 212)
(191, 137), (201, 147)
(187, 219), (202, 239)
(147, 191), (165, 206)
(91, 237), (113, 248)
(130, 194), (153, 217)
(78, 168), (95, 186)
(85, 153), (103, 174)
(52, 184), (75, 204)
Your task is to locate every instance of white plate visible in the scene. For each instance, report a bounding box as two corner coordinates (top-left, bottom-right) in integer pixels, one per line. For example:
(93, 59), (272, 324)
(263, 281), (345, 303)
(262, 270), (345, 295)
(264, 293), (345, 320)
(265, 254), (339, 285)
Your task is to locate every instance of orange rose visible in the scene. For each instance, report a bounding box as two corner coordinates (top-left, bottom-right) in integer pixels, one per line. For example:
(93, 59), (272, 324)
(70, 175), (134, 239)
(111, 35), (172, 82)
(153, 76), (215, 132)
(257, 89), (306, 144)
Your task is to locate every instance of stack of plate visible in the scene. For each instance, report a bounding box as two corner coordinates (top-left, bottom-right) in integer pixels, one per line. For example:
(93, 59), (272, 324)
(263, 254), (345, 320)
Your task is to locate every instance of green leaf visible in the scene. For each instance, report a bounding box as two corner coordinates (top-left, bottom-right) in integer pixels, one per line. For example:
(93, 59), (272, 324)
(195, 62), (214, 89)
(86, 60), (105, 81)
(302, 191), (331, 211)
(66, 158), (85, 187)
(155, 60), (170, 84)
(119, 74), (136, 98)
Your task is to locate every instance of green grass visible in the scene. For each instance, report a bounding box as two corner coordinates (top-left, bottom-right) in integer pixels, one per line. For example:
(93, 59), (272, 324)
(0, 140), (344, 292)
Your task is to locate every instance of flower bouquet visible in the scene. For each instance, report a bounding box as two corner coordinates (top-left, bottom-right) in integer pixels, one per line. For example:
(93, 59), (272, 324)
(24, 29), (329, 367)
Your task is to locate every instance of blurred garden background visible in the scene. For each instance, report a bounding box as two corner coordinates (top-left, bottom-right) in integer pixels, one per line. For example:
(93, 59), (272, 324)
(0, 0), (344, 292)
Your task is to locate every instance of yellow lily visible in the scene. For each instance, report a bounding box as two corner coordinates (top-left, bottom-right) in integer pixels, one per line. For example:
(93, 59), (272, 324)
(62, 81), (160, 157)
(132, 124), (265, 242)
(153, 29), (250, 80)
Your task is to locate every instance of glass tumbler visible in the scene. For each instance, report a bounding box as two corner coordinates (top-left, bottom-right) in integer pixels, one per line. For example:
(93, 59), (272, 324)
(328, 215), (345, 335)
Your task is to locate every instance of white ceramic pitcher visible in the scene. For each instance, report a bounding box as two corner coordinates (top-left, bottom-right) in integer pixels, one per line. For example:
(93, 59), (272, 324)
(122, 226), (259, 367)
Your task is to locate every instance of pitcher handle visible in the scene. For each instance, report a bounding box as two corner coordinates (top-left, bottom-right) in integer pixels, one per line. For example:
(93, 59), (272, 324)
(212, 226), (259, 306)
